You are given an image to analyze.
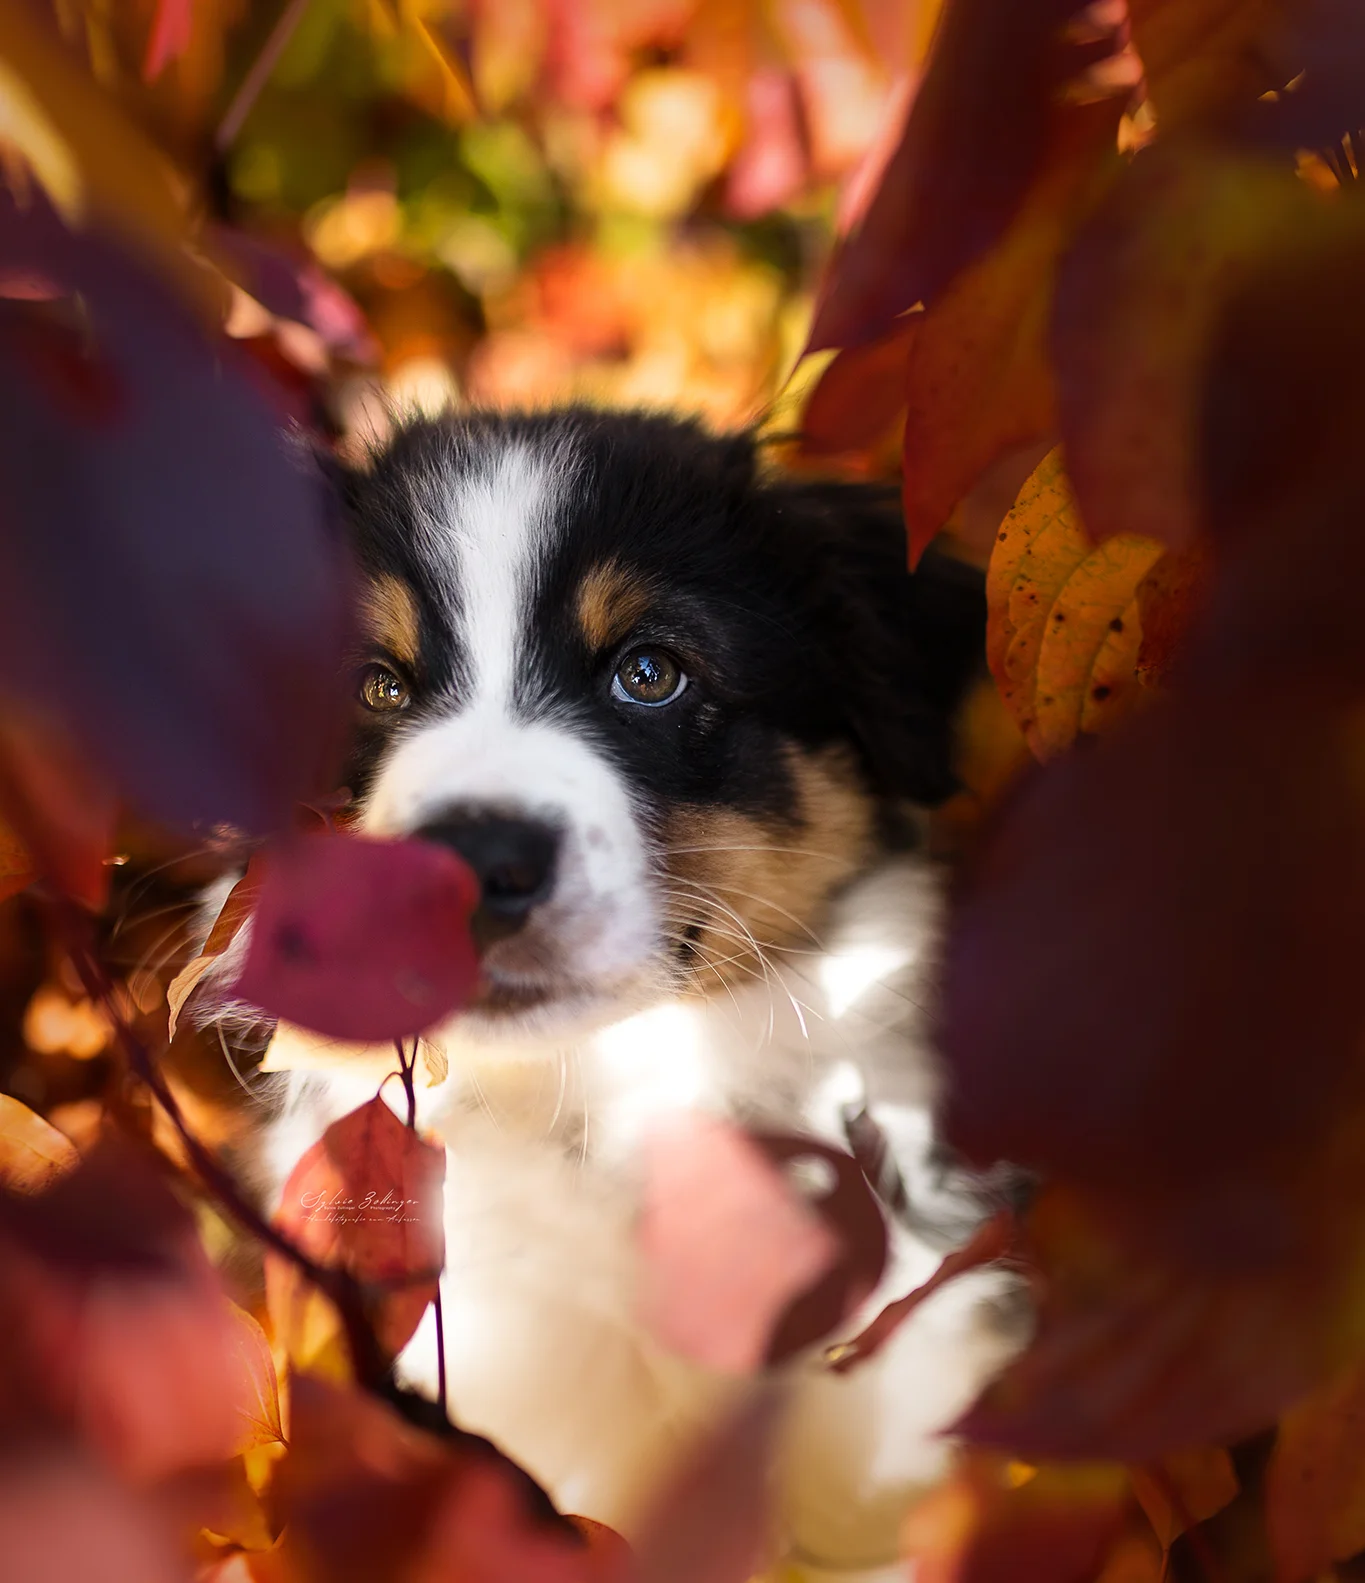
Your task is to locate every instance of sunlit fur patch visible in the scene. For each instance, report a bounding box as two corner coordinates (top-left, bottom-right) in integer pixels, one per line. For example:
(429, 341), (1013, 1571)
(659, 744), (875, 991)
(358, 572), (421, 669)
(575, 559), (654, 653)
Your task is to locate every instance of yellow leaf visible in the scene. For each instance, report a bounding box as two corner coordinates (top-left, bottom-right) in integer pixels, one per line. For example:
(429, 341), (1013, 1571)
(1032, 532), (1163, 756)
(989, 450), (1163, 757)
(265, 1259), (353, 1387)
(988, 449), (1090, 735)
(0, 1092), (79, 1192)
(0, 59), (83, 221)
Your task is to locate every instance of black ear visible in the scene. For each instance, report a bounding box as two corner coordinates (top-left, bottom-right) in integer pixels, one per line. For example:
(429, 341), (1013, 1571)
(770, 477), (987, 806)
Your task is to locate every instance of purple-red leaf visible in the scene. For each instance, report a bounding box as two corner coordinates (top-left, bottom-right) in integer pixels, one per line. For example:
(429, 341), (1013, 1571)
(235, 833), (479, 1043)
(0, 194), (351, 837)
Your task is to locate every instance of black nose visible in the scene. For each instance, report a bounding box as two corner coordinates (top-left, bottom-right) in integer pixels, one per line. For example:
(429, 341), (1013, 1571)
(415, 812), (560, 943)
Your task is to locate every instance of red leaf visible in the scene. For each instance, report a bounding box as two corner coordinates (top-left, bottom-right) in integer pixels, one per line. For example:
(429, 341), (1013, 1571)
(142, 0), (194, 81)
(270, 1096), (445, 1358)
(797, 318), (917, 465)
(0, 1136), (262, 1477)
(235, 833), (478, 1043)
(0, 1456), (186, 1583)
(0, 711), (116, 908)
(950, 1182), (1344, 1462)
(1052, 145), (1317, 551)
(808, 0), (1119, 350)
(272, 1375), (592, 1583)
(900, 97), (1122, 563)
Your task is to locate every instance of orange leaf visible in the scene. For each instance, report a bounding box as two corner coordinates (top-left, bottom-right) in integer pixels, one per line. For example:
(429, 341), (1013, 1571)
(901, 1451), (1130, 1583)
(987, 450), (1162, 756)
(1125, 0), (1283, 132)
(1129, 1447), (1238, 1549)
(224, 1302), (285, 1455)
(269, 1097), (445, 1359)
(900, 100), (1121, 564)
(0, 1093), (78, 1192)
(1267, 1357), (1365, 1582)
(1053, 144), (1319, 551)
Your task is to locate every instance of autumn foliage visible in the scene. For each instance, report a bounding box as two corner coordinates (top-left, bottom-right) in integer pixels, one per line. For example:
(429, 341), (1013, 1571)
(3, 0), (1365, 1580)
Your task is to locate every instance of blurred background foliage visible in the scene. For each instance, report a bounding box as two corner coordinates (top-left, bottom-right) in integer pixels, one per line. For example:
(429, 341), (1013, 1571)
(61, 0), (936, 443)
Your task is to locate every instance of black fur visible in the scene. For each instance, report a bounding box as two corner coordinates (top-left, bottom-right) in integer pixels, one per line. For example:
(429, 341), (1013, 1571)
(333, 409), (984, 819)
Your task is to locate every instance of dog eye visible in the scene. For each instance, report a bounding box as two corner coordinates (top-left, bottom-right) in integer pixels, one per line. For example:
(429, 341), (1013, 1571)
(358, 663), (410, 713)
(612, 649), (687, 707)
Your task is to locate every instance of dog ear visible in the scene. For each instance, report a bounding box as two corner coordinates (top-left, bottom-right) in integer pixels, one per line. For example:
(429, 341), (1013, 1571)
(769, 477), (987, 806)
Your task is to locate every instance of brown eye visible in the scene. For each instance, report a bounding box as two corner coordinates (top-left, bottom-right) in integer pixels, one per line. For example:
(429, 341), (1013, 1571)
(359, 663), (410, 713)
(612, 649), (686, 707)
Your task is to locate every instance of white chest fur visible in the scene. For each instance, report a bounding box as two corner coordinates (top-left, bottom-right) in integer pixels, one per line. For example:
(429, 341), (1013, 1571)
(259, 857), (1020, 1578)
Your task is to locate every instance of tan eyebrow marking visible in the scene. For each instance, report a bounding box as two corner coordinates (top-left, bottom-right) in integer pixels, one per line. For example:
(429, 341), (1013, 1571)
(358, 573), (421, 668)
(576, 559), (653, 651)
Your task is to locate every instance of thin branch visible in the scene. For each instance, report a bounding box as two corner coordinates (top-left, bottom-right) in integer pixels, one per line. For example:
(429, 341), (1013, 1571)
(52, 892), (390, 1390)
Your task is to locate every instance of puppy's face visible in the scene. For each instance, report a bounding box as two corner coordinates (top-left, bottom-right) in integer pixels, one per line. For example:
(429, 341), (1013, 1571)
(335, 412), (980, 1046)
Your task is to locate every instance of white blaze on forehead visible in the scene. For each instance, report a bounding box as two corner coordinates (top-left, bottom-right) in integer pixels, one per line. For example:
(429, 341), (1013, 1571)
(360, 432), (661, 993)
(423, 439), (562, 713)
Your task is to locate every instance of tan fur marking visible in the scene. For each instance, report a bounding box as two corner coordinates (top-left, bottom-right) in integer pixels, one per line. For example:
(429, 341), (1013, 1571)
(360, 574), (421, 668)
(659, 745), (875, 992)
(576, 560), (653, 651)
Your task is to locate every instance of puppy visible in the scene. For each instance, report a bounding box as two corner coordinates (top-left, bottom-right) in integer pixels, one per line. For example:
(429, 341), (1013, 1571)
(217, 410), (1023, 1580)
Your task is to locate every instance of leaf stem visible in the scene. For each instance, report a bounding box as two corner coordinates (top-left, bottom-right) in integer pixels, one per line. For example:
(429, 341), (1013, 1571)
(394, 1036), (447, 1418)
